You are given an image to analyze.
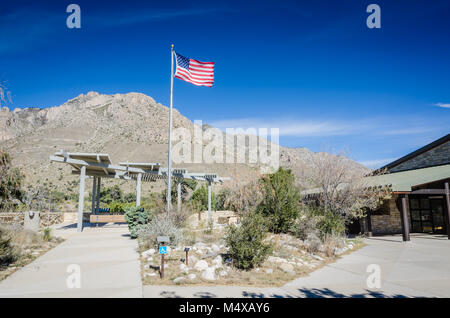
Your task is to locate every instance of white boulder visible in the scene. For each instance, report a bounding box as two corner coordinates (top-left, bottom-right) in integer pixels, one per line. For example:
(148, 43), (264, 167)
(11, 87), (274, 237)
(179, 263), (189, 273)
(188, 273), (196, 280)
(173, 277), (185, 284)
(194, 260), (209, 271)
(201, 267), (216, 280)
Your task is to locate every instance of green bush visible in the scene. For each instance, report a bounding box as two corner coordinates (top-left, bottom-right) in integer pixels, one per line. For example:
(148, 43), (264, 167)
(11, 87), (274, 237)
(109, 201), (127, 214)
(137, 215), (183, 248)
(124, 206), (152, 239)
(290, 210), (320, 241)
(257, 167), (300, 233)
(225, 213), (272, 270)
(42, 228), (52, 242)
(316, 209), (346, 237)
(0, 228), (17, 267)
(190, 184), (216, 211)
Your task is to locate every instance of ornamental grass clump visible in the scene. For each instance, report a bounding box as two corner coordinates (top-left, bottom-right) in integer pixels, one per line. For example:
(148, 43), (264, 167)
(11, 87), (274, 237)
(137, 215), (183, 248)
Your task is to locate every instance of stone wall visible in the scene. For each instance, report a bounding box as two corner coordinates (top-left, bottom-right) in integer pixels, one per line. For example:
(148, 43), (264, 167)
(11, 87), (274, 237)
(0, 212), (64, 227)
(371, 197), (409, 234)
(390, 140), (450, 172)
(187, 210), (238, 229)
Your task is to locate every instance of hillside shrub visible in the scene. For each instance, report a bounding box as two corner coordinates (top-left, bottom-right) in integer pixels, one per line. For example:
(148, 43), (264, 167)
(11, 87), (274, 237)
(225, 213), (272, 270)
(124, 206), (152, 239)
(257, 167), (300, 233)
(137, 215), (183, 248)
(0, 227), (16, 267)
(108, 201), (128, 214)
(312, 207), (346, 238)
(191, 184), (216, 211)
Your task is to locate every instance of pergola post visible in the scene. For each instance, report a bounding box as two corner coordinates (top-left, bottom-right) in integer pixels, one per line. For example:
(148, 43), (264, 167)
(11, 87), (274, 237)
(177, 179), (181, 213)
(445, 182), (450, 240)
(96, 177), (101, 213)
(91, 176), (97, 214)
(136, 173), (142, 207)
(401, 195), (410, 242)
(207, 180), (212, 224)
(77, 165), (86, 232)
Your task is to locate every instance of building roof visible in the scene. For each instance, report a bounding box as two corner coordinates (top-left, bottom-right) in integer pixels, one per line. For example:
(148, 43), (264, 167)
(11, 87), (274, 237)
(377, 133), (450, 173)
(301, 164), (450, 195)
(366, 164), (450, 192)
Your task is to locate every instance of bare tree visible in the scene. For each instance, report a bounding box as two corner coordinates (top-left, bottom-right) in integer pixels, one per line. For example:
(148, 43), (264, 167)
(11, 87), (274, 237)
(303, 151), (390, 222)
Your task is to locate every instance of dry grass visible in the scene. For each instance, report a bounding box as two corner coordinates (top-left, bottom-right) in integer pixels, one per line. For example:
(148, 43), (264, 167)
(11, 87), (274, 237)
(0, 225), (64, 281)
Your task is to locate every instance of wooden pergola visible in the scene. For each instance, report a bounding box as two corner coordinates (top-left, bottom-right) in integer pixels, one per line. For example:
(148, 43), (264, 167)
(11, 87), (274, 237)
(50, 150), (230, 232)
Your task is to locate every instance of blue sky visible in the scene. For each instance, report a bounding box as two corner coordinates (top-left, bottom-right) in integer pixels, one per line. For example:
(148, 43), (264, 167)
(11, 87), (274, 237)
(1, 0), (449, 168)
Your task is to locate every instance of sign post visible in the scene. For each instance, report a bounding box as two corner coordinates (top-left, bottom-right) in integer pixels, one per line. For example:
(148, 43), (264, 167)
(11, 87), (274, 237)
(157, 236), (170, 279)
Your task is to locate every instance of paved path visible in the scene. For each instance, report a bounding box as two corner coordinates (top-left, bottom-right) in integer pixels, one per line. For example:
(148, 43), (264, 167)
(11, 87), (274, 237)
(0, 223), (142, 298)
(143, 234), (450, 298)
(1, 224), (449, 298)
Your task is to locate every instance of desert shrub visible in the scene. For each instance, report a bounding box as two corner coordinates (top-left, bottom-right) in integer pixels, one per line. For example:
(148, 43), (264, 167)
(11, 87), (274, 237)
(123, 192), (136, 203)
(170, 204), (195, 228)
(190, 184), (216, 211)
(304, 232), (322, 254)
(225, 213), (272, 270)
(321, 233), (346, 257)
(290, 209), (320, 241)
(99, 185), (123, 204)
(109, 201), (127, 214)
(0, 227), (17, 267)
(124, 206), (152, 239)
(137, 215), (183, 248)
(223, 181), (264, 217)
(257, 167), (300, 233)
(312, 208), (346, 238)
(42, 228), (52, 242)
(0, 150), (24, 210)
(162, 179), (197, 204)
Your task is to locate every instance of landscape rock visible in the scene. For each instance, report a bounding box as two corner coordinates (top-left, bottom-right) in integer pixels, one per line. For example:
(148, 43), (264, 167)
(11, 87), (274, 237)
(194, 260), (209, 271)
(188, 274), (197, 280)
(279, 263), (295, 274)
(312, 254), (325, 261)
(173, 277), (185, 284)
(201, 267), (216, 281)
(145, 273), (157, 277)
(268, 256), (287, 263)
(211, 244), (220, 252)
(219, 270), (228, 277)
(212, 255), (223, 266)
(265, 268), (273, 274)
(179, 264), (189, 273)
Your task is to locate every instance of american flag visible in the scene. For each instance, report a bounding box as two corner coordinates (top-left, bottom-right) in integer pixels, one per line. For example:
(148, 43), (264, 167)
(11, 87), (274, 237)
(174, 52), (214, 87)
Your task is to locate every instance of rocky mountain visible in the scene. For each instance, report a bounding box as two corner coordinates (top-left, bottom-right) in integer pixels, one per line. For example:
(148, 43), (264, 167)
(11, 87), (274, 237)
(0, 92), (369, 195)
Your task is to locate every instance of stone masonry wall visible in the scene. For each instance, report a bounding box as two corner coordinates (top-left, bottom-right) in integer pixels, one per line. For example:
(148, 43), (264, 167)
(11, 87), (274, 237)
(0, 212), (63, 227)
(390, 140), (450, 172)
(371, 197), (409, 234)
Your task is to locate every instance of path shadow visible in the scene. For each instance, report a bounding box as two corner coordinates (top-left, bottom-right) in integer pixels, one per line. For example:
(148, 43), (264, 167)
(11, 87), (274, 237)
(296, 288), (427, 298)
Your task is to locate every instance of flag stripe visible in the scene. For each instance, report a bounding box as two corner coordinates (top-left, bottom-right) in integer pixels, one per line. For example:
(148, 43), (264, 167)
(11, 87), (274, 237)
(174, 52), (214, 87)
(175, 70), (214, 84)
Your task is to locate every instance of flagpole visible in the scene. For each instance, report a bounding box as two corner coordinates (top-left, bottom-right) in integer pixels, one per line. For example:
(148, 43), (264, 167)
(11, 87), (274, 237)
(167, 44), (174, 215)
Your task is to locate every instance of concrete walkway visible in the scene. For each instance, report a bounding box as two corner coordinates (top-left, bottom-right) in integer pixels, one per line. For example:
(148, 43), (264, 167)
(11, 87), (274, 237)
(143, 234), (450, 298)
(1, 225), (449, 298)
(0, 223), (142, 298)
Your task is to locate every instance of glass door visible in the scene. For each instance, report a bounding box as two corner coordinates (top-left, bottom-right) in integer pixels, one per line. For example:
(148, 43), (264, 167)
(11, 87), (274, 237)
(430, 199), (446, 234)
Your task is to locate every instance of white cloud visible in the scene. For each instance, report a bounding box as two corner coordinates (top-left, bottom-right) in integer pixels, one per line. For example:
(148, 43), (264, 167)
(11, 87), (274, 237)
(209, 118), (366, 137)
(359, 157), (398, 169)
(435, 103), (450, 109)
